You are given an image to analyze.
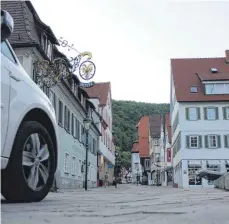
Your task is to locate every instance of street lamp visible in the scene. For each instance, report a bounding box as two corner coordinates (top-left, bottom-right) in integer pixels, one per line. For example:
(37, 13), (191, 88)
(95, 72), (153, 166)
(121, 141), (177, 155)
(83, 114), (92, 191)
(114, 151), (119, 177)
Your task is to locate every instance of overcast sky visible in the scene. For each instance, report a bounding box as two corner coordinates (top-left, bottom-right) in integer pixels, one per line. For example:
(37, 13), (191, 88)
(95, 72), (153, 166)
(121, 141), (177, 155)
(31, 0), (229, 103)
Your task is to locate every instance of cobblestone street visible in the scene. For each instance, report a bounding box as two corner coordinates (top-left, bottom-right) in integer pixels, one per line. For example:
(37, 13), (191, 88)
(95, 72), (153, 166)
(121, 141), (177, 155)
(1, 185), (229, 224)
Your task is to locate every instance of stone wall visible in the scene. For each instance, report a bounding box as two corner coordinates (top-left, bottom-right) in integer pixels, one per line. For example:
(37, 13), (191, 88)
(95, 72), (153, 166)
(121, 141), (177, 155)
(214, 173), (229, 191)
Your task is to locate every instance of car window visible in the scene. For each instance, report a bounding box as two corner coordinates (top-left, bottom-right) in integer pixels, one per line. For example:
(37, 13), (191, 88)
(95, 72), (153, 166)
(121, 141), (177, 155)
(1, 41), (17, 64)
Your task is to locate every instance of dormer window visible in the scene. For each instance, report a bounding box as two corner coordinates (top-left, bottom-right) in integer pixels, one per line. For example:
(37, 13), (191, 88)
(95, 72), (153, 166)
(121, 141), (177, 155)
(211, 68), (218, 73)
(41, 33), (52, 60)
(190, 86), (198, 93)
(47, 41), (52, 59)
(205, 83), (229, 95)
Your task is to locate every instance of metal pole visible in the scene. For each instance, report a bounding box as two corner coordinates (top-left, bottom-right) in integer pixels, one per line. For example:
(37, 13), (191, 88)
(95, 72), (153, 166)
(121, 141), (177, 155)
(85, 131), (89, 191)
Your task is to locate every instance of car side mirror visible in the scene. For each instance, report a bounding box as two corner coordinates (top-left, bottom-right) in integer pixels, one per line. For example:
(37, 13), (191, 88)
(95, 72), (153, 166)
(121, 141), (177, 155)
(1, 10), (14, 42)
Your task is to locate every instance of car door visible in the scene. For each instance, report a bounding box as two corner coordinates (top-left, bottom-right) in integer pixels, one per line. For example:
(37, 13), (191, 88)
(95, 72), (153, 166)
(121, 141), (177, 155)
(1, 41), (18, 153)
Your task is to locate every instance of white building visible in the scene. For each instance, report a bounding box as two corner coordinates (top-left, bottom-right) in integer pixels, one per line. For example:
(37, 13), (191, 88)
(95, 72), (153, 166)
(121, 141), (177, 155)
(3, 1), (100, 189)
(149, 115), (161, 185)
(170, 50), (229, 188)
(159, 113), (172, 186)
(85, 82), (116, 185)
(131, 141), (142, 184)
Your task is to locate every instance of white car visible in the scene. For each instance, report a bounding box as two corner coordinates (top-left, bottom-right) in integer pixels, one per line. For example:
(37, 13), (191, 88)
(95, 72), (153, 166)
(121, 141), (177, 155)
(1, 10), (58, 202)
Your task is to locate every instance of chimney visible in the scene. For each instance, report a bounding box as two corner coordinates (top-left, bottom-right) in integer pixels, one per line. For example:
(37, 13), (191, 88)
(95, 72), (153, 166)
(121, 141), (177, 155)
(226, 50), (229, 64)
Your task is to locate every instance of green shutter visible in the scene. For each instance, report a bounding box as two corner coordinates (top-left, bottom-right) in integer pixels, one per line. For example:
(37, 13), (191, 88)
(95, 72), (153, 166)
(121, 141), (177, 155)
(198, 136), (202, 148)
(186, 136), (190, 148)
(223, 107), (227, 120)
(197, 108), (201, 120)
(225, 135), (229, 148)
(205, 135), (209, 148)
(215, 107), (219, 120)
(204, 108), (207, 120)
(185, 108), (189, 120)
(217, 135), (221, 148)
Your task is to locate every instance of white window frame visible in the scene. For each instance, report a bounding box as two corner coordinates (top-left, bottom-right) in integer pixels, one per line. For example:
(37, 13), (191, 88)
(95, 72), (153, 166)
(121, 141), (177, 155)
(189, 136), (199, 149)
(72, 156), (76, 176)
(64, 153), (70, 174)
(205, 83), (229, 95)
(208, 135), (218, 148)
(188, 107), (198, 121)
(206, 108), (216, 120)
(46, 40), (52, 59)
(226, 107), (229, 120)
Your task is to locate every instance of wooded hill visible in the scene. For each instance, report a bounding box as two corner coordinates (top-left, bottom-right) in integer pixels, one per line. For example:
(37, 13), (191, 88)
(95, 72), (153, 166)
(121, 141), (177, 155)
(112, 100), (169, 168)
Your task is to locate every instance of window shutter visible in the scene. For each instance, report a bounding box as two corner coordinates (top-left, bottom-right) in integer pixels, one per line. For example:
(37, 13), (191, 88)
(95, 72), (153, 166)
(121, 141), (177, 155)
(217, 135), (221, 148)
(186, 136), (190, 148)
(204, 108), (207, 120)
(225, 135), (229, 148)
(185, 108), (189, 120)
(223, 107), (226, 120)
(205, 135), (209, 148)
(198, 136), (202, 148)
(215, 107), (219, 120)
(197, 108), (201, 120)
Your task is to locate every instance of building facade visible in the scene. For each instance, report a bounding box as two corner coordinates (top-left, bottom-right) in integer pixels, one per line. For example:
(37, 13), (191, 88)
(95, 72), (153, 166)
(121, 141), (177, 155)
(131, 141), (142, 183)
(159, 113), (172, 186)
(2, 0), (100, 189)
(85, 82), (116, 185)
(148, 115), (161, 185)
(170, 50), (229, 188)
(135, 116), (151, 184)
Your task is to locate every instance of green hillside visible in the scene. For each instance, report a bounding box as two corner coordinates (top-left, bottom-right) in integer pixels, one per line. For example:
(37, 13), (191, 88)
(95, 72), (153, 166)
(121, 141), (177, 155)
(112, 100), (169, 169)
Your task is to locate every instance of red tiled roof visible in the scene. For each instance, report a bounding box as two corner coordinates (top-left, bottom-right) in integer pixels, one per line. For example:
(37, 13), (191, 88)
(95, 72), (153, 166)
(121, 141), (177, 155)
(149, 115), (161, 138)
(171, 50), (229, 102)
(198, 72), (229, 81)
(84, 82), (110, 106)
(131, 142), (139, 153)
(165, 113), (171, 144)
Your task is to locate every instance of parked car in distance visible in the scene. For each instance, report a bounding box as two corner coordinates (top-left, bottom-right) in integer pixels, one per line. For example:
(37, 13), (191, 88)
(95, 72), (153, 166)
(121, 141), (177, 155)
(1, 10), (58, 202)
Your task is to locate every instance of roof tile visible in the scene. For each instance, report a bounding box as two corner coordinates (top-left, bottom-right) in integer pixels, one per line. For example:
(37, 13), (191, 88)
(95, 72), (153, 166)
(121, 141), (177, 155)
(171, 52), (229, 102)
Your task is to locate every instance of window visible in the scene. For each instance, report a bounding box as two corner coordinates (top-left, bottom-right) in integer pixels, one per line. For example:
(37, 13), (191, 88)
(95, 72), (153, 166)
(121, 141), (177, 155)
(75, 119), (80, 140)
(210, 68), (218, 73)
(47, 41), (52, 59)
(207, 163), (220, 185)
(64, 153), (69, 173)
(190, 86), (198, 93)
(186, 107), (199, 121)
(71, 113), (74, 136)
(1, 41), (16, 63)
(49, 90), (56, 112)
(215, 84), (225, 94)
(204, 107), (218, 120)
(188, 163), (202, 186)
(154, 139), (159, 146)
(172, 112), (179, 133)
(145, 159), (150, 169)
(64, 106), (70, 132)
(207, 135), (218, 148)
(58, 100), (63, 125)
(226, 161), (229, 172)
(42, 85), (50, 97)
(205, 83), (229, 95)
(205, 84), (215, 94)
(226, 84), (229, 94)
(223, 107), (229, 120)
(189, 136), (199, 148)
(72, 156), (76, 176)
(93, 138), (97, 155)
(78, 160), (82, 176)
